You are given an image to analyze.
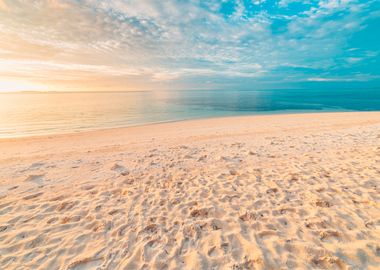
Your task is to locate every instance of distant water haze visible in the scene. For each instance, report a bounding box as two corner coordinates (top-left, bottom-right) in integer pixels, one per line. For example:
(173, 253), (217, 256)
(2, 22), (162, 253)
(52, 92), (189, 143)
(0, 89), (379, 138)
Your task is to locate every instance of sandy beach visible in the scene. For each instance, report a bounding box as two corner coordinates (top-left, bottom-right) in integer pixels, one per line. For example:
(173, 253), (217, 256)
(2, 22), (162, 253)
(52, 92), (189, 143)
(0, 112), (379, 270)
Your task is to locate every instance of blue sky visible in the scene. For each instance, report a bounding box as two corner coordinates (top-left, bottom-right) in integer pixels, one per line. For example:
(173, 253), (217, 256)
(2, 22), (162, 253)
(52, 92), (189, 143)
(0, 0), (379, 91)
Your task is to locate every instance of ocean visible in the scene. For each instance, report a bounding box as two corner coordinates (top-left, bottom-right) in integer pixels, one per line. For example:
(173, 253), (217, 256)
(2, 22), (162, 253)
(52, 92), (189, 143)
(0, 88), (379, 138)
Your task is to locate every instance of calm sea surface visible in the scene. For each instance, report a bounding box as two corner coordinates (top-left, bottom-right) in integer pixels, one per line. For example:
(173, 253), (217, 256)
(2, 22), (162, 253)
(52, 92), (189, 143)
(0, 89), (379, 138)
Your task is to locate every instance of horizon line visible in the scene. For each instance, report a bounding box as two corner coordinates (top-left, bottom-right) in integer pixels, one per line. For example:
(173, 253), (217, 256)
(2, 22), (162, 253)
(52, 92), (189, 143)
(1, 87), (380, 94)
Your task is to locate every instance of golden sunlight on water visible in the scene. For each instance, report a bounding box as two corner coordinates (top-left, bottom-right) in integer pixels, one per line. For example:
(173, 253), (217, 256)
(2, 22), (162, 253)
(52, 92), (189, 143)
(0, 92), (150, 138)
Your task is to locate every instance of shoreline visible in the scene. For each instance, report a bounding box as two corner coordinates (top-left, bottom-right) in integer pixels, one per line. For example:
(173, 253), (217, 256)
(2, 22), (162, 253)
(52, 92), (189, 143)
(0, 110), (378, 142)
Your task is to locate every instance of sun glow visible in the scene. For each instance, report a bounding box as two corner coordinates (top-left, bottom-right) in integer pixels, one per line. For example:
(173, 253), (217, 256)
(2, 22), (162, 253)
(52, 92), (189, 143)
(0, 80), (48, 92)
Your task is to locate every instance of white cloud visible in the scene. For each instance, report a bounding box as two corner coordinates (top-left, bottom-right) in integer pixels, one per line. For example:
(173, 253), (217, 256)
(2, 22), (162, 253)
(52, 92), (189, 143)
(252, 0), (266, 5)
(308, 74), (379, 82)
(278, 0), (302, 8)
(345, 57), (362, 64)
(318, 0), (351, 10)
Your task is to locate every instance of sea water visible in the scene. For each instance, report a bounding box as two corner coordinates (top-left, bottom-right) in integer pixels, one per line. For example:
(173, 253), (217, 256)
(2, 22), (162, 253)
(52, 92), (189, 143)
(0, 88), (379, 138)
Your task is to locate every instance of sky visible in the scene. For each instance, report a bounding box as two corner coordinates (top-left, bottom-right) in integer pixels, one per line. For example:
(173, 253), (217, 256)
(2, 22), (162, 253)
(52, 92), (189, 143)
(0, 0), (379, 92)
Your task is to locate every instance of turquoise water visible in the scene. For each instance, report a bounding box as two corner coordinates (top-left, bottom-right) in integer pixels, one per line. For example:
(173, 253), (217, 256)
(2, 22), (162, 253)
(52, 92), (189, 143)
(0, 89), (379, 138)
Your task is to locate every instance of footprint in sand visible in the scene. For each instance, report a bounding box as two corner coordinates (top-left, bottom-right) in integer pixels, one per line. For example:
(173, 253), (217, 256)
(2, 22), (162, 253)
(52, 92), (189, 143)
(0, 225), (8, 232)
(207, 246), (217, 257)
(111, 163), (130, 176)
(239, 211), (257, 222)
(312, 255), (345, 269)
(258, 230), (278, 239)
(190, 208), (210, 218)
(67, 257), (103, 270)
(29, 162), (45, 169)
(315, 199), (332, 208)
(319, 230), (342, 241)
(266, 187), (279, 194)
(25, 174), (44, 185)
(81, 184), (95, 191)
(23, 192), (44, 200)
(8, 185), (18, 191)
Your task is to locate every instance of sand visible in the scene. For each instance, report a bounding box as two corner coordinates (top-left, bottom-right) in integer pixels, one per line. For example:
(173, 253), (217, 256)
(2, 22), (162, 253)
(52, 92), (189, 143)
(0, 112), (379, 270)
